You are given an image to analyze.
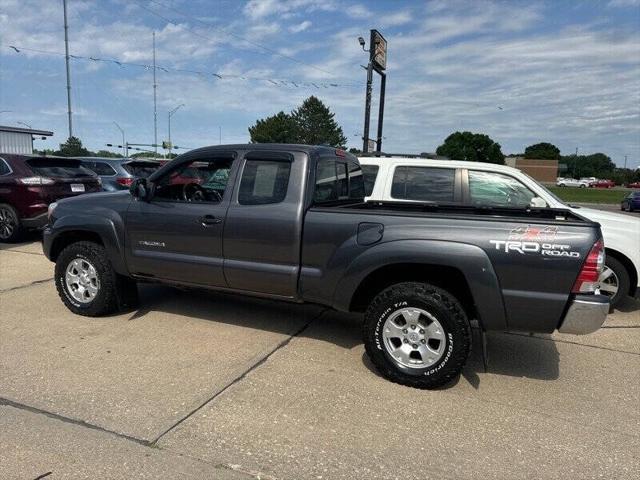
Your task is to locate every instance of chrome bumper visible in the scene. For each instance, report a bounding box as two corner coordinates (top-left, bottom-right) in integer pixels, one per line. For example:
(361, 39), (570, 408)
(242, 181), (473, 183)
(558, 295), (609, 335)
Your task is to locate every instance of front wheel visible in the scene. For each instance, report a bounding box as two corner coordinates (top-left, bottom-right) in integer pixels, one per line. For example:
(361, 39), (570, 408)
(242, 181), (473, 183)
(55, 241), (136, 316)
(363, 282), (471, 389)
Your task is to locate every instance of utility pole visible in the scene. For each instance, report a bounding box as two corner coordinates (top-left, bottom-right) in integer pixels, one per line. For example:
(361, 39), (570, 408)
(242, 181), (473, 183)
(63, 0), (73, 138)
(113, 122), (126, 157)
(362, 62), (373, 153)
(152, 31), (158, 158)
(168, 104), (184, 158)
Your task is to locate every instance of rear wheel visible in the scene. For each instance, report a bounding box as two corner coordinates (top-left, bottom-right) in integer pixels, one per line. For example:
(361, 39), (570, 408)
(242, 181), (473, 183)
(599, 256), (630, 310)
(0, 203), (23, 243)
(363, 282), (471, 389)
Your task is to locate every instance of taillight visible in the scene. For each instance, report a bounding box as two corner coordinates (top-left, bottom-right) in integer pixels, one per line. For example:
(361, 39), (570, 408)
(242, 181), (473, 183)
(18, 176), (55, 185)
(116, 177), (133, 187)
(572, 239), (605, 293)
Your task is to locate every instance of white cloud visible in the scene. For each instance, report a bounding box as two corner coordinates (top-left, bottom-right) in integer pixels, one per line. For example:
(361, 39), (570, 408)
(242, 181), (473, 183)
(289, 20), (312, 33)
(345, 4), (370, 19)
(243, 0), (335, 20)
(608, 0), (640, 6)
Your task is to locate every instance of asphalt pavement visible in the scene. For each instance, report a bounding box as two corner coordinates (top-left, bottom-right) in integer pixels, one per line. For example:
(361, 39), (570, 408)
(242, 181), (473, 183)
(1, 238), (638, 479)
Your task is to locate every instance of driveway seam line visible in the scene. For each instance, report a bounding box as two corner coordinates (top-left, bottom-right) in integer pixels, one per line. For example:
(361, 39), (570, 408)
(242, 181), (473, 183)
(0, 277), (54, 293)
(1, 249), (45, 256)
(505, 332), (640, 356)
(150, 308), (328, 446)
(0, 397), (151, 446)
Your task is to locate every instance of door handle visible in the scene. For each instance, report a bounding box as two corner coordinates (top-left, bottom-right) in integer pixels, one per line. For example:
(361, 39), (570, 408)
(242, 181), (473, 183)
(199, 215), (222, 226)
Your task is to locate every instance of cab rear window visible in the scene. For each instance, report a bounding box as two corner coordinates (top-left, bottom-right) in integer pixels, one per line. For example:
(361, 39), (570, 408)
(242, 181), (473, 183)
(26, 158), (95, 178)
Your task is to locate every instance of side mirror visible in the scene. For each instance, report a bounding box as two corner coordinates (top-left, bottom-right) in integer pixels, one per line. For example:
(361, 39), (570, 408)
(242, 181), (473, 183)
(530, 196), (548, 208)
(130, 178), (149, 201)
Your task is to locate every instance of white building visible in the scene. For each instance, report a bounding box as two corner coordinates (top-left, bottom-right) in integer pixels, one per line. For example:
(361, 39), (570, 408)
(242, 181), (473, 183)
(0, 125), (53, 154)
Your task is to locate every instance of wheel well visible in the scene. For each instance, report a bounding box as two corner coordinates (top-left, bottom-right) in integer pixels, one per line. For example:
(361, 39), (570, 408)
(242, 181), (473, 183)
(50, 231), (104, 261)
(349, 263), (477, 319)
(606, 248), (638, 296)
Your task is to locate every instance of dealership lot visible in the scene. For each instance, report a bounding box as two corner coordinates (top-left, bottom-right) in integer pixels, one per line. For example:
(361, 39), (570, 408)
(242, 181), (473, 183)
(1, 240), (638, 480)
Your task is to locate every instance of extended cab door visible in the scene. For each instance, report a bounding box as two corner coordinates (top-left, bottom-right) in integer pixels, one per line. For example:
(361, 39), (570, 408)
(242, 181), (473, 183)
(222, 150), (307, 298)
(125, 151), (238, 286)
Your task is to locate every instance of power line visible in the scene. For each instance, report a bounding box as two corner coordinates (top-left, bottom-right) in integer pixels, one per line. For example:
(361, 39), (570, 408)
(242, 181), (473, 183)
(2, 43), (360, 89)
(132, 0), (340, 79)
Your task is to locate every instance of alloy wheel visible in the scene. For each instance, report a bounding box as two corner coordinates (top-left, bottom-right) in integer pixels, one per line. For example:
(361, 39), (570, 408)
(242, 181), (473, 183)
(597, 266), (619, 298)
(0, 207), (16, 240)
(65, 258), (100, 303)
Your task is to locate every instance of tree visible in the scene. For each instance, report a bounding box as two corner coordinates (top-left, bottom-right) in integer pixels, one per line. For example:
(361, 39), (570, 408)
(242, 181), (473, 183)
(436, 131), (504, 164)
(248, 111), (298, 144)
(94, 150), (123, 158)
(562, 153), (616, 178)
(248, 96), (347, 148)
(56, 136), (91, 157)
(524, 142), (560, 160)
(291, 96), (347, 147)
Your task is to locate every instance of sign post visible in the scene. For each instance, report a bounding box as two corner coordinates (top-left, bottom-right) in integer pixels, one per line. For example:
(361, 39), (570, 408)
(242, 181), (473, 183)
(362, 29), (387, 153)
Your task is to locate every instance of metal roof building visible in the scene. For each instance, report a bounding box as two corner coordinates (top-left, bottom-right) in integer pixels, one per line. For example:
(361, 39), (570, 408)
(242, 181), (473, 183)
(0, 125), (54, 154)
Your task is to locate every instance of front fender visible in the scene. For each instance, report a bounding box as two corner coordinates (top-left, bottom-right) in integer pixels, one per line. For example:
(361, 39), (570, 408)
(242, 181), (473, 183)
(333, 239), (507, 331)
(43, 214), (128, 276)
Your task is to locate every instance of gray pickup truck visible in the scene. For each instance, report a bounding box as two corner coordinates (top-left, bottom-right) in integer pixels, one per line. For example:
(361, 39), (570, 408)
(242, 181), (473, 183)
(43, 144), (609, 389)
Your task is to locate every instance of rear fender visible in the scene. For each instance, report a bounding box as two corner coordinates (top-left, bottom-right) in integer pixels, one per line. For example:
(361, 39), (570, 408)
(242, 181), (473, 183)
(334, 240), (507, 331)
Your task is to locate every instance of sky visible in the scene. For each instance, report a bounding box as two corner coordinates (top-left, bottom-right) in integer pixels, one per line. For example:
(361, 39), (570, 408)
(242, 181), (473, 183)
(0, 0), (639, 167)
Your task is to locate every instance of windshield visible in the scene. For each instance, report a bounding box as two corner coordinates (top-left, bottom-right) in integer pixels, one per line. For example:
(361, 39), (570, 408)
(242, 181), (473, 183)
(26, 158), (96, 178)
(520, 172), (568, 206)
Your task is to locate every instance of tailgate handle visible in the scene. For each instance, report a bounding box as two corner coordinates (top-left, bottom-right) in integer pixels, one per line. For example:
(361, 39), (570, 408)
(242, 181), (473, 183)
(199, 215), (222, 226)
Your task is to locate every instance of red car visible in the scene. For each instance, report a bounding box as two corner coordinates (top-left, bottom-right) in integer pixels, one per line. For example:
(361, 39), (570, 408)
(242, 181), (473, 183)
(592, 179), (615, 188)
(627, 181), (640, 189)
(0, 154), (101, 242)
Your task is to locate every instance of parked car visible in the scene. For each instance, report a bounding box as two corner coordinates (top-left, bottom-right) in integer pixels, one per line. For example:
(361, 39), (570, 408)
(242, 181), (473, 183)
(592, 179), (615, 188)
(360, 156), (640, 309)
(44, 144), (608, 389)
(621, 192), (640, 212)
(556, 177), (590, 188)
(77, 158), (162, 191)
(0, 154), (101, 242)
(627, 181), (640, 189)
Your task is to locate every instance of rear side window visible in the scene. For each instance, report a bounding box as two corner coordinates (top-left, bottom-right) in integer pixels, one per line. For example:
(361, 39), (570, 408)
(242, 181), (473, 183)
(313, 159), (365, 204)
(87, 162), (117, 176)
(238, 160), (291, 205)
(468, 170), (535, 207)
(0, 158), (10, 175)
(391, 166), (455, 202)
(361, 164), (379, 196)
(26, 158), (94, 178)
(122, 162), (161, 178)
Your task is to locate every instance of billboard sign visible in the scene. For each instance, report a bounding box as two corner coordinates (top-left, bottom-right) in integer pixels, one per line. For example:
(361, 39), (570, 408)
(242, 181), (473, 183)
(371, 29), (387, 71)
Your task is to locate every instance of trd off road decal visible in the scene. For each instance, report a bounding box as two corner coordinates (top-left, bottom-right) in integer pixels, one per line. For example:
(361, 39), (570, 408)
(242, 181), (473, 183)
(490, 225), (581, 258)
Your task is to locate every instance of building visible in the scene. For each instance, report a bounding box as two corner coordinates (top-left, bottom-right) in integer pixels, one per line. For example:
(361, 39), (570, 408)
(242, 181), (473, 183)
(0, 125), (54, 154)
(505, 156), (558, 183)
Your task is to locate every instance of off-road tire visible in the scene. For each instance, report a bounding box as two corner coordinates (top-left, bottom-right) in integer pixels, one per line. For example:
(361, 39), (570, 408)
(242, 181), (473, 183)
(0, 203), (24, 243)
(55, 241), (129, 317)
(605, 256), (630, 311)
(363, 282), (471, 389)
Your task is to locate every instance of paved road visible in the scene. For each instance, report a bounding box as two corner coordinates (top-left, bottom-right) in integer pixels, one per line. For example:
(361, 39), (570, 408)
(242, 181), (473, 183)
(1, 240), (638, 479)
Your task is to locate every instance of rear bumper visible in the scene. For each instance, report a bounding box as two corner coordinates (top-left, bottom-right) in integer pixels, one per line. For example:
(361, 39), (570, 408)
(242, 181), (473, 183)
(20, 212), (48, 229)
(558, 295), (609, 335)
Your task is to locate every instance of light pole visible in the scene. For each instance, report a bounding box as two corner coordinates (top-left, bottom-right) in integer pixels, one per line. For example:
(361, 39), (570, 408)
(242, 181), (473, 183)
(168, 104), (185, 158)
(113, 122), (126, 157)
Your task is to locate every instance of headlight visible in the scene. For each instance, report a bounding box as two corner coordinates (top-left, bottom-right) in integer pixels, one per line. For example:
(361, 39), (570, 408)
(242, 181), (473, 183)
(47, 202), (58, 221)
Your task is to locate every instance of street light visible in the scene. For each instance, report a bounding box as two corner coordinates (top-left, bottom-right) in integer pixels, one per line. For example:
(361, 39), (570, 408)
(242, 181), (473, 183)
(168, 104), (185, 158)
(113, 122), (127, 157)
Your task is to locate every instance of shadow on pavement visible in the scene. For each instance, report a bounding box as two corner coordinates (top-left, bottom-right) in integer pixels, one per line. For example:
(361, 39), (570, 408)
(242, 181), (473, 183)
(615, 296), (640, 314)
(0, 231), (42, 250)
(131, 284), (561, 387)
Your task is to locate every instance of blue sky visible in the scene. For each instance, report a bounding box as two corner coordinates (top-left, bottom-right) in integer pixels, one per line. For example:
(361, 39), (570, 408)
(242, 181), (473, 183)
(1, 0), (639, 167)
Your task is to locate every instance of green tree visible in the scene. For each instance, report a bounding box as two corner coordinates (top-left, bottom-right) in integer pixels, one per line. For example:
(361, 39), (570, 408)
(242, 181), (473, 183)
(524, 142), (561, 160)
(562, 153), (616, 178)
(248, 111), (298, 144)
(436, 131), (505, 164)
(94, 150), (123, 158)
(56, 136), (91, 157)
(291, 96), (347, 147)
